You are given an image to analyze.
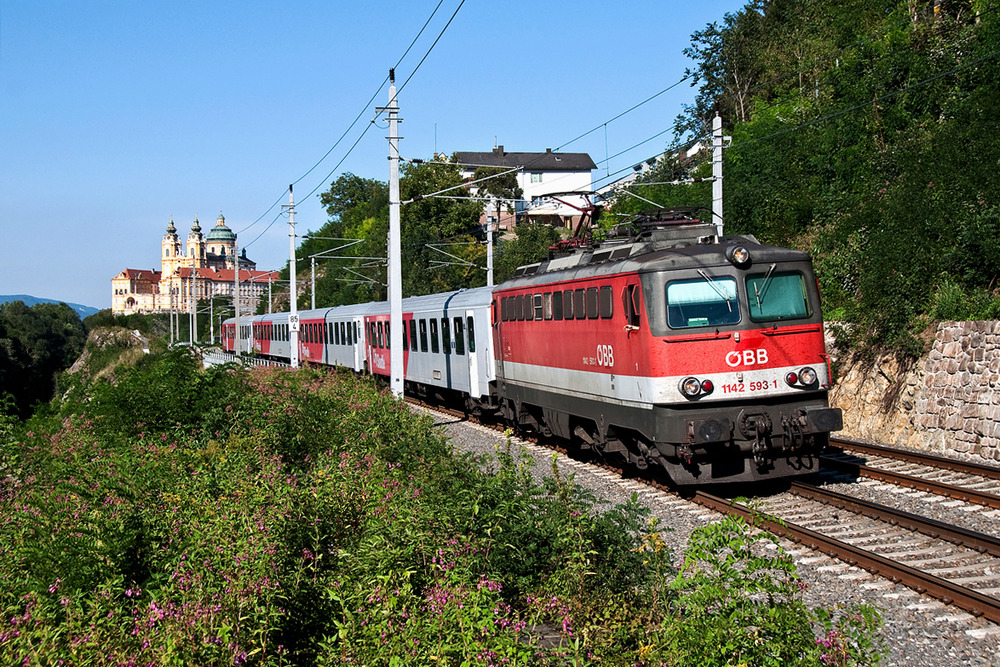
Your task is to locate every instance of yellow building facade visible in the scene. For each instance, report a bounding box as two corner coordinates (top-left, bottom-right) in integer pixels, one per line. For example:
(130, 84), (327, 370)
(111, 213), (278, 316)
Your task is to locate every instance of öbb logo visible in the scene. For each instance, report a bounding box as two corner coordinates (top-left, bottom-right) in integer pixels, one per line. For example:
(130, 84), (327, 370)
(725, 349), (769, 368)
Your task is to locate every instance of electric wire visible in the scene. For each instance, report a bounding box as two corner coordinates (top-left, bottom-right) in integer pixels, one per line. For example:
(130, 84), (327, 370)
(238, 0), (450, 242)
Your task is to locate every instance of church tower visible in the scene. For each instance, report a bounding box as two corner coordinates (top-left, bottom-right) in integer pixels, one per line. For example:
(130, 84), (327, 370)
(161, 217), (182, 277)
(186, 216), (206, 268)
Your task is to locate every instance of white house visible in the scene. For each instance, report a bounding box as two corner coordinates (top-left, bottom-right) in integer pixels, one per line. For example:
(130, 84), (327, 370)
(453, 147), (597, 231)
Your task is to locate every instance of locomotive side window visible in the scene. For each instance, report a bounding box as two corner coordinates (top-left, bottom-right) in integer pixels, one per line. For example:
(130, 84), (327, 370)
(599, 286), (613, 319)
(746, 271), (811, 322)
(586, 287), (599, 320)
(532, 294), (542, 320)
(430, 318), (440, 353)
(574, 289), (586, 319)
(562, 290), (573, 319)
(552, 291), (563, 320)
(454, 317), (465, 355)
(441, 317), (451, 354)
(467, 316), (476, 353)
(409, 320), (418, 351)
(500, 296), (508, 321)
(666, 277), (740, 328)
(623, 284), (641, 327)
(419, 319), (428, 352)
(516, 294), (525, 321)
(542, 293), (553, 320)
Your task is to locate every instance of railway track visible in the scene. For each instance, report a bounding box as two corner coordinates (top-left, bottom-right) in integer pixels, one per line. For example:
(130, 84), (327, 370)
(411, 400), (1000, 628)
(823, 437), (1000, 509)
(703, 483), (1000, 625)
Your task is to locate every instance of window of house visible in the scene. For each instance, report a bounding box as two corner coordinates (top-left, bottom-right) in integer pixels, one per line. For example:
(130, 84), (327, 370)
(530, 172), (543, 183)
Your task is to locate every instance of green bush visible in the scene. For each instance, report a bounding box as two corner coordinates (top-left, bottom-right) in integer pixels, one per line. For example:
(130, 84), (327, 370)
(0, 353), (884, 665)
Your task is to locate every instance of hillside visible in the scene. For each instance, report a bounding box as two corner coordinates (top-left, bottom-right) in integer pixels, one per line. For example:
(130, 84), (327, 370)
(0, 294), (99, 318)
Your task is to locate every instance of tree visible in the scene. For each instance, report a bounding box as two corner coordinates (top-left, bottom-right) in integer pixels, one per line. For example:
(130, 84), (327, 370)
(0, 301), (86, 418)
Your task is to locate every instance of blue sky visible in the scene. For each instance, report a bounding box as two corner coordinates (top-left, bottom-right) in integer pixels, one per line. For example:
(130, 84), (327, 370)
(0, 0), (746, 309)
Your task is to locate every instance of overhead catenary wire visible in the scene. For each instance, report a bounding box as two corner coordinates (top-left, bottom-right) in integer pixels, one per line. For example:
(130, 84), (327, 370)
(238, 0), (456, 244)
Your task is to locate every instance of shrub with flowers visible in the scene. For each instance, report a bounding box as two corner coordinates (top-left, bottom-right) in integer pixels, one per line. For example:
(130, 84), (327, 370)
(0, 347), (884, 665)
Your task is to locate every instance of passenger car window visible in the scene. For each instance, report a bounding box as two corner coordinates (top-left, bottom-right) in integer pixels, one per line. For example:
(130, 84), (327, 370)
(454, 317), (465, 355)
(666, 277), (740, 328)
(441, 318), (451, 354)
(430, 318), (440, 353)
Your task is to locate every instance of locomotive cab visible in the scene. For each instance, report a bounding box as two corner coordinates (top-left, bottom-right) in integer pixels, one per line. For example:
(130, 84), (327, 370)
(638, 240), (842, 484)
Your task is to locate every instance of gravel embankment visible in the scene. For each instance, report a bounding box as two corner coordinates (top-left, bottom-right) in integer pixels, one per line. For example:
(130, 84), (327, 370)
(424, 410), (1000, 667)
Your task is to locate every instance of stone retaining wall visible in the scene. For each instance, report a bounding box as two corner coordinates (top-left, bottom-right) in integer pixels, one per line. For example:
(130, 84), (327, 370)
(828, 321), (1000, 462)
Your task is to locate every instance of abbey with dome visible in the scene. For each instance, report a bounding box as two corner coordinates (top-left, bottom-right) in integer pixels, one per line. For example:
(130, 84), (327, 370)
(111, 213), (278, 316)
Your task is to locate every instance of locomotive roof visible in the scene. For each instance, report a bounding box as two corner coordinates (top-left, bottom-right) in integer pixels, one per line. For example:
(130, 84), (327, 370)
(498, 222), (811, 290)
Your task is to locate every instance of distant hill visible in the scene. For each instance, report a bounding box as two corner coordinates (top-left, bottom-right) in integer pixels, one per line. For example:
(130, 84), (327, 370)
(0, 294), (100, 319)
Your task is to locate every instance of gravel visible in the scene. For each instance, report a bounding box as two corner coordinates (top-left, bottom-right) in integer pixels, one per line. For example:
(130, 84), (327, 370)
(422, 409), (1000, 667)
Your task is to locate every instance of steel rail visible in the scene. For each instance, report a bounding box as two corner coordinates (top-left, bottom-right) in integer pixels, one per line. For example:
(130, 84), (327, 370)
(829, 437), (1000, 480)
(692, 491), (1000, 625)
(820, 455), (1000, 510)
(788, 481), (1000, 558)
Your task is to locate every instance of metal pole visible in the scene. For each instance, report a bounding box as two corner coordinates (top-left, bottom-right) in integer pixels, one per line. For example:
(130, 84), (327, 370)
(287, 186), (300, 368)
(387, 69), (404, 397)
(311, 257), (316, 310)
(234, 238), (241, 358)
(487, 203), (495, 287)
(712, 113), (724, 237)
(210, 291), (214, 344)
(268, 277), (272, 314)
(191, 276), (198, 344)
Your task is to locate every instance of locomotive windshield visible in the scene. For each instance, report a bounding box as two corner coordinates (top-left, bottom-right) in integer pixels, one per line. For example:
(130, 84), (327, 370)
(746, 270), (811, 321)
(666, 276), (740, 328)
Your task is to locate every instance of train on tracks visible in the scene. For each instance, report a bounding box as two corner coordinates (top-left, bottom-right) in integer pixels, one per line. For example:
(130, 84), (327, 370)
(222, 211), (842, 485)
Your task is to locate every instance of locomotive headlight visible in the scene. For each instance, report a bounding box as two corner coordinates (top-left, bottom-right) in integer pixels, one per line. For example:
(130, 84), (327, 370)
(680, 377), (702, 397)
(726, 245), (752, 268)
(799, 366), (818, 386)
